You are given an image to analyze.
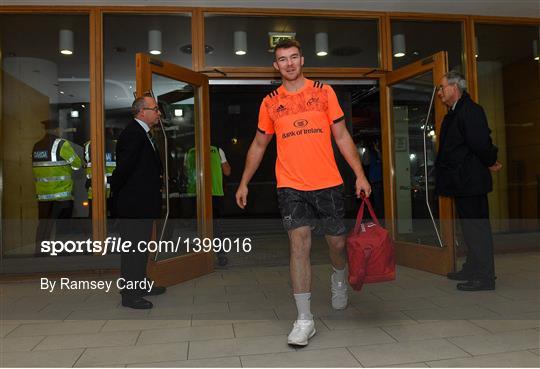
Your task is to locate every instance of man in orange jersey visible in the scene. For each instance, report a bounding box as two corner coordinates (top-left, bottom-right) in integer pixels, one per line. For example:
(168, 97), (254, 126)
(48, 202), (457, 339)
(236, 39), (371, 346)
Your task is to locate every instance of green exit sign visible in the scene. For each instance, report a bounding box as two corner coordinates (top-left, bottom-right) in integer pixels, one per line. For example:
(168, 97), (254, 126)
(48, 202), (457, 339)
(268, 32), (296, 49)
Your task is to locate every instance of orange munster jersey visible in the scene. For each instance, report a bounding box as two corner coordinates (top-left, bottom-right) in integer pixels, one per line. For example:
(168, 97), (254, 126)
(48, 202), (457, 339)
(258, 79), (344, 191)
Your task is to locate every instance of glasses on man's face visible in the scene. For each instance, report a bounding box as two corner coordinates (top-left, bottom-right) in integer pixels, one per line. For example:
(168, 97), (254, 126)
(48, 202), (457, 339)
(143, 106), (159, 112)
(437, 83), (454, 92)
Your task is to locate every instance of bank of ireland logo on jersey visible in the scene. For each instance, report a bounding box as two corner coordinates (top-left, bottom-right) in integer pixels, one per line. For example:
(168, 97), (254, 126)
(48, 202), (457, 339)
(293, 119), (308, 128)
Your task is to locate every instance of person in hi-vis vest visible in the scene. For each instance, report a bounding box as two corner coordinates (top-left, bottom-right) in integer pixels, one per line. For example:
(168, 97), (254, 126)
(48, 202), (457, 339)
(32, 119), (82, 255)
(184, 145), (231, 266)
(84, 134), (117, 217)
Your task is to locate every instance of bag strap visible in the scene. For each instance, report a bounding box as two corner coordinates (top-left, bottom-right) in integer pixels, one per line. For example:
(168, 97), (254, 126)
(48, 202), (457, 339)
(353, 195), (380, 234)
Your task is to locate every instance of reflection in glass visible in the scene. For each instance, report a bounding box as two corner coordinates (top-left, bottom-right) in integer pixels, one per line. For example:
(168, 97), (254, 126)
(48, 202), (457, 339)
(476, 23), (540, 247)
(205, 14), (379, 68)
(391, 20), (463, 72)
(0, 14), (91, 257)
(152, 74), (198, 261)
(103, 13), (192, 239)
(391, 71), (440, 246)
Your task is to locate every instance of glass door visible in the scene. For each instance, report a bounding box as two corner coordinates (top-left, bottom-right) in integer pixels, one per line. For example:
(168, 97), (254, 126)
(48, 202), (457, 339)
(382, 51), (455, 275)
(136, 53), (213, 286)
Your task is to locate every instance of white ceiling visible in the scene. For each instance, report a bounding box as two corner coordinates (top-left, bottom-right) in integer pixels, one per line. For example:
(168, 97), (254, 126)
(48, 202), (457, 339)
(2, 0), (539, 18)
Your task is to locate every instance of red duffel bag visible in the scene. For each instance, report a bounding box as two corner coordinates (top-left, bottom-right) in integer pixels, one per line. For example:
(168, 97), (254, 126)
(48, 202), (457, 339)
(347, 196), (395, 291)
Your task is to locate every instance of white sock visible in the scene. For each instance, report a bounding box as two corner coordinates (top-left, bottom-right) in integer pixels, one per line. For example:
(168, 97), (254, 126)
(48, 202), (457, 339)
(294, 292), (313, 321)
(332, 265), (346, 284)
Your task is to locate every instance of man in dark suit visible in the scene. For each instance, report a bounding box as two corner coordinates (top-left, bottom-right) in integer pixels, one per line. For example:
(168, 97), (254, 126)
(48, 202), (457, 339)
(435, 71), (502, 291)
(111, 95), (166, 308)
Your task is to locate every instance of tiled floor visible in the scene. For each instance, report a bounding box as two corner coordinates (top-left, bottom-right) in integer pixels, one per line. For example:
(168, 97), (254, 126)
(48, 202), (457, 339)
(1, 252), (539, 367)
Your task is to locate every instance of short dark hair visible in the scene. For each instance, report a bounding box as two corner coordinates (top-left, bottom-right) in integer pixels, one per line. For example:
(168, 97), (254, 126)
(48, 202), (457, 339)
(131, 94), (153, 117)
(273, 39), (302, 58)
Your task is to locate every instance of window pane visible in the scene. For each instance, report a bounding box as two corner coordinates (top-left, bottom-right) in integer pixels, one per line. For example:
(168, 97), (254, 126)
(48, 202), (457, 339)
(153, 75), (198, 260)
(102, 13), (191, 235)
(391, 20), (464, 73)
(391, 72), (441, 246)
(205, 14), (379, 68)
(476, 23), (540, 246)
(1, 14), (90, 258)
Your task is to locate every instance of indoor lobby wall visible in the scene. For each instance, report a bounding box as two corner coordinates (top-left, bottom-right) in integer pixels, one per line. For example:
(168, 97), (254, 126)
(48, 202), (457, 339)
(477, 61), (509, 232)
(503, 58), (540, 228)
(1, 72), (49, 252)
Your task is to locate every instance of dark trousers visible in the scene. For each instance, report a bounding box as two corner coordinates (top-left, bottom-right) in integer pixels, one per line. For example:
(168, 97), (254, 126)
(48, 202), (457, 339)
(212, 196), (227, 258)
(370, 181), (384, 220)
(88, 198), (118, 234)
(35, 200), (73, 254)
(118, 219), (153, 297)
(454, 195), (495, 282)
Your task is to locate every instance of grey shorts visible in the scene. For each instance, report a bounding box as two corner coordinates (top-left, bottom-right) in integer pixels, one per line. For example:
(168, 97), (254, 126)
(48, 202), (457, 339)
(276, 185), (346, 236)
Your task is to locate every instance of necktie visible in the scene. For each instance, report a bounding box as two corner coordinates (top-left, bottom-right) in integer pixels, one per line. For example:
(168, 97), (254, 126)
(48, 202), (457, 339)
(147, 131), (156, 151)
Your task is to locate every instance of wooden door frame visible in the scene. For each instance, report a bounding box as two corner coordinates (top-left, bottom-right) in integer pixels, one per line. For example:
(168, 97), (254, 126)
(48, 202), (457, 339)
(136, 53), (214, 286)
(380, 51), (455, 275)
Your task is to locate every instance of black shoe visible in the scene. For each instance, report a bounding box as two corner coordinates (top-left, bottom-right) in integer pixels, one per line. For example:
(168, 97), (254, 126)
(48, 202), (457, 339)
(447, 270), (473, 281)
(144, 286), (166, 296)
(457, 280), (495, 291)
(122, 296), (153, 309)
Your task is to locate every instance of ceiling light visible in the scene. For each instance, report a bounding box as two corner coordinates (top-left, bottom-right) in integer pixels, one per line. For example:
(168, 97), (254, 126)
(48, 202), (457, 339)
(148, 30), (162, 55)
(393, 34), (406, 58)
(533, 40), (539, 61)
(174, 109), (183, 117)
(234, 31), (247, 56)
(70, 110), (79, 118)
(315, 32), (328, 57)
(59, 29), (74, 55)
(475, 36), (479, 58)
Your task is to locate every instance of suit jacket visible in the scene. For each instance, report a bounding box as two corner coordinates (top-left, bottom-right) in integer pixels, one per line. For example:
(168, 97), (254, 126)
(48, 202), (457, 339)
(111, 120), (163, 218)
(435, 92), (498, 197)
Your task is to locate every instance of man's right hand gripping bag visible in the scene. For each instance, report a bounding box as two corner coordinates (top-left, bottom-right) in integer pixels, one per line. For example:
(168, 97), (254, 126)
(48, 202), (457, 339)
(347, 196), (395, 291)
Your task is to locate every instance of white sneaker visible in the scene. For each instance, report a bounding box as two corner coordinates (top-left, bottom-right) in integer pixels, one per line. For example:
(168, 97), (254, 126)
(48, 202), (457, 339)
(331, 273), (348, 310)
(287, 319), (316, 346)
